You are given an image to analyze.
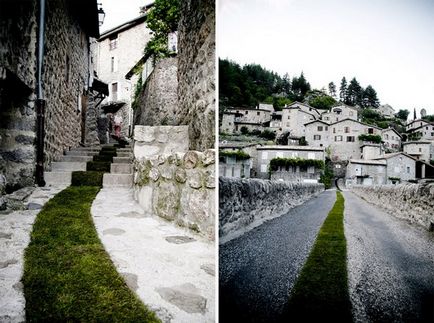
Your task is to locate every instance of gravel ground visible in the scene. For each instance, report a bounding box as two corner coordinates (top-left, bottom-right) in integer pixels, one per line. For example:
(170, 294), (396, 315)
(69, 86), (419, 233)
(343, 191), (434, 323)
(219, 190), (336, 322)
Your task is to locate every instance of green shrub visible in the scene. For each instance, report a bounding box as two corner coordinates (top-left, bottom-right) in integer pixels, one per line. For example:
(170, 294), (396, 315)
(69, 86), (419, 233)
(358, 134), (382, 144)
(219, 150), (250, 161)
(269, 157), (324, 171)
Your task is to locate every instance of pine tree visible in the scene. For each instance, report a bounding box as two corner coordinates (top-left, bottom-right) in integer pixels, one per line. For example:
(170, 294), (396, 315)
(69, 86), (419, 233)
(347, 77), (363, 106)
(339, 77), (347, 103)
(363, 85), (380, 108)
(328, 82), (337, 99)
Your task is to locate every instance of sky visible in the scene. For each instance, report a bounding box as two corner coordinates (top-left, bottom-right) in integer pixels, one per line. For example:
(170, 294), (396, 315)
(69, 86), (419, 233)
(218, 0), (434, 116)
(99, 0), (153, 33)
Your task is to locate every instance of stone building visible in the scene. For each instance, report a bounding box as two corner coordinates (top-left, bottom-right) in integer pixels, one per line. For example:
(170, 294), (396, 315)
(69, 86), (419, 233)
(219, 155), (251, 178)
(381, 127), (402, 152)
(0, 0), (103, 192)
(403, 141), (434, 162)
(281, 105), (316, 137)
(361, 144), (383, 160)
(321, 104), (358, 123)
(378, 104), (395, 118)
(329, 119), (381, 160)
(374, 152), (416, 183)
(95, 14), (152, 137)
(304, 120), (330, 147)
(256, 145), (325, 179)
(220, 107), (271, 134)
(219, 142), (257, 177)
(405, 120), (434, 141)
(346, 159), (387, 186)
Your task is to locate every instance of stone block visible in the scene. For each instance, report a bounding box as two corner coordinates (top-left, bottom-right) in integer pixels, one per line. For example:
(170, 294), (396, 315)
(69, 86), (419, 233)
(153, 181), (180, 221)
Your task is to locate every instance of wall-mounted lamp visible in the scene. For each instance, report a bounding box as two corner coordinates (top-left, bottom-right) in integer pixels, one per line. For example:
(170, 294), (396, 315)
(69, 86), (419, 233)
(98, 3), (105, 26)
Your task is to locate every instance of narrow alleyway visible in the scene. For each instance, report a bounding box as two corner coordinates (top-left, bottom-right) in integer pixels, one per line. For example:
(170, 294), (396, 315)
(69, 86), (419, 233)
(344, 191), (434, 322)
(219, 190), (336, 322)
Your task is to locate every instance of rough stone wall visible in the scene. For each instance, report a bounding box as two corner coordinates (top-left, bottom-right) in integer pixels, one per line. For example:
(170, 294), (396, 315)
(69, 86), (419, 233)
(134, 150), (215, 240)
(134, 57), (178, 126)
(351, 184), (434, 231)
(219, 177), (324, 241)
(43, 0), (91, 166)
(84, 94), (100, 145)
(0, 1), (38, 192)
(176, 0), (215, 151)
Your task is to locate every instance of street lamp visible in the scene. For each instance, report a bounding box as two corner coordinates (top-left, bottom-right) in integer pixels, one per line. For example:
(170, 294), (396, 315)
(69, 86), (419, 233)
(98, 4), (105, 26)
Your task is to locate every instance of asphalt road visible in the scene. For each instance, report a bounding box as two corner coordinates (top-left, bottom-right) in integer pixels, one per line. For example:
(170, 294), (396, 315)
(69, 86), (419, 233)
(344, 191), (434, 323)
(219, 190), (336, 322)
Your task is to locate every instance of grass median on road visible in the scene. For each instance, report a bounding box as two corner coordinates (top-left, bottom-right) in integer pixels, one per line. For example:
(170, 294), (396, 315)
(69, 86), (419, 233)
(22, 185), (159, 320)
(282, 191), (352, 322)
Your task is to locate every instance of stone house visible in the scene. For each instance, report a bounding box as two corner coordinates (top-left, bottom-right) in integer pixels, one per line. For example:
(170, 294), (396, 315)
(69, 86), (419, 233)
(269, 111), (283, 131)
(406, 120), (434, 141)
(0, 0), (103, 192)
(287, 101), (321, 119)
(374, 152), (416, 183)
(304, 120), (330, 147)
(256, 145), (325, 179)
(258, 103), (274, 112)
(378, 104), (395, 118)
(406, 119), (430, 132)
(221, 107), (271, 134)
(219, 142), (256, 178)
(95, 14), (152, 137)
(381, 127), (402, 152)
(321, 104), (358, 123)
(361, 144), (383, 160)
(402, 141), (434, 162)
(281, 106), (316, 137)
(346, 159), (387, 186)
(220, 111), (240, 134)
(329, 119), (381, 160)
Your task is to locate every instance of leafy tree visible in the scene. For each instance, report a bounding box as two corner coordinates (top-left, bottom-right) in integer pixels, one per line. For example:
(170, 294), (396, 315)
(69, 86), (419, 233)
(395, 109), (410, 121)
(144, 0), (180, 59)
(291, 72), (311, 101)
(328, 82), (337, 99)
(339, 77), (347, 103)
(346, 77), (363, 106)
(363, 85), (380, 108)
(305, 90), (336, 110)
(422, 114), (434, 122)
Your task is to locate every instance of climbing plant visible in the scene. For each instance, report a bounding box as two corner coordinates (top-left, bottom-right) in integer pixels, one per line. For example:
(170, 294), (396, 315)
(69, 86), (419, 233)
(269, 157), (324, 171)
(144, 0), (180, 59)
(219, 150), (250, 161)
(358, 134), (382, 144)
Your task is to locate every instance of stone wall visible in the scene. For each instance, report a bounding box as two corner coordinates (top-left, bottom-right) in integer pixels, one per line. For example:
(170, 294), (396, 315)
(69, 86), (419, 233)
(219, 177), (324, 241)
(133, 125), (215, 240)
(176, 0), (215, 151)
(351, 183), (434, 231)
(134, 57), (178, 127)
(134, 150), (215, 240)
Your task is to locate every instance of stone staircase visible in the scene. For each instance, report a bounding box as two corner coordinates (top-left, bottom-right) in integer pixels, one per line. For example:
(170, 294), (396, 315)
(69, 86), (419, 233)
(44, 144), (134, 188)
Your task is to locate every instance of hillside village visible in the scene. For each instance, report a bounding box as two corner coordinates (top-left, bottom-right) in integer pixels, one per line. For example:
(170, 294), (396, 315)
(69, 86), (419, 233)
(220, 101), (434, 186)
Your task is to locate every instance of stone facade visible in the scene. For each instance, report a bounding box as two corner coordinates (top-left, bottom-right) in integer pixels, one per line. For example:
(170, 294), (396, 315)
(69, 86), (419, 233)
(377, 153), (417, 183)
(403, 141), (433, 162)
(177, 0), (215, 151)
(133, 57), (178, 127)
(96, 15), (152, 137)
(304, 120), (330, 147)
(346, 159), (387, 186)
(219, 177), (324, 241)
(219, 158), (251, 178)
(281, 107), (316, 137)
(381, 128), (401, 152)
(321, 104), (358, 123)
(351, 183), (434, 231)
(0, 0), (99, 192)
(133, 125), (215, 240)
(378, 104), (395, 118)
(256, 145), (325, 178)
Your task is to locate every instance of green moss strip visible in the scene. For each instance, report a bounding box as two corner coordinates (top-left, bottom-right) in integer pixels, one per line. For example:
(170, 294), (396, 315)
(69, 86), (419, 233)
(93, 155), (114, 163)
(71, 171), (104, 187)
(87, 161), (111, 172)
(282, 191), (352, 322)
(23, 186), (159, 322)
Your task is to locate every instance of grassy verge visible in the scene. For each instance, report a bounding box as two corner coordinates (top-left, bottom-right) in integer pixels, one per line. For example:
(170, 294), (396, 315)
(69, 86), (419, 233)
(23, 186), (158, 322)
(282, 191), (352, 322)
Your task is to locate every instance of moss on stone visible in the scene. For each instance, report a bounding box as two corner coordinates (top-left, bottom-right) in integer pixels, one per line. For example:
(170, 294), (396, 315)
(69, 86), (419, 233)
(71, 171), (104, 187)
(86, 161), (111, 172)
(93, 155), (113, 163)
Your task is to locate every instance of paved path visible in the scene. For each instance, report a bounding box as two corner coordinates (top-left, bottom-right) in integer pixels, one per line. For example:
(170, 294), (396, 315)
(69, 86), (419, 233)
(344, 191), (434, 322)
(219, 190), (336, 322)
(0, 185), (67, 323)
(91, 188), (215, 323)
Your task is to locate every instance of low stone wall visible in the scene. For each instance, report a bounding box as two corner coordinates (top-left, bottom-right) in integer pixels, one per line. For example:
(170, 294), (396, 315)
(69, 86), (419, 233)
(219, 177), (324, 241)
(134, 150), (215, 240)
(351, 183), (434, 231)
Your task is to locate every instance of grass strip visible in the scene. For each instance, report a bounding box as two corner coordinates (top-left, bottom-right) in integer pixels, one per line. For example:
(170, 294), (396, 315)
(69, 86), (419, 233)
(282, 191), (352, 322)
(23, 186), (159, 322)
(71, 171), (105, 186)
(87, 161), (111, 172)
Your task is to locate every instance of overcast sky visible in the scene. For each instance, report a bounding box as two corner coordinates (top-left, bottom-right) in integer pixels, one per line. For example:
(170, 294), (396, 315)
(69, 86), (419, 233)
(99, 0), (153, 33)
(218, 0), (434, 116)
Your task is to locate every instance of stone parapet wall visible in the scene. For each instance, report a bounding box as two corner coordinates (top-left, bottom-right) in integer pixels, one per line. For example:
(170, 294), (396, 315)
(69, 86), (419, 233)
(351, 183), (434, 231)
(219, 177), (324, 241)
(177, 0), (215, 151)
(134, 57), (178, 127)
(134, 150), (215, 240)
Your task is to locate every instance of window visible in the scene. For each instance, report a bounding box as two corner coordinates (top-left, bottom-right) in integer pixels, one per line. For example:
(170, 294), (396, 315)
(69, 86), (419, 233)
(111, 82), (118, 101)
(385, 134), (389, 140)
(314, 135), (321, 140)
(245, 111), (248, 115)
(335, 164), (341, 169)
(109, 34), (118, 50)
(307, 166), (315, 174)
(407, 166), (410, 173)
(287, 115), (290, 120)
(333, 128), (336, 133)
(368, 128), (374, 134)
(318, 126), (323, 131)
(324, 117), (329, 121)
(419, 148), (422, 152)
(325, 126), (328, 131)
(257, 112), (260, 116)
(346, 136), (355, 142)
(111, 56), (118, 72)
(335, 135), (343, 141)
(260, 164), (267, 172)
(344, 127), (350, 133)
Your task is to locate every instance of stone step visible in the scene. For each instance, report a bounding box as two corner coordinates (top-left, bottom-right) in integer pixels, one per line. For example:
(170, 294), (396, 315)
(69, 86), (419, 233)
(110, 163), (133, 174)
(60, 155), (94, 163)
(45, 171), (72, 185)
(71, 147), (101, 152)
(51, 162), (87, 171)
(113, 157), (133, 164)
(116, 152), (133, 158)
(103, 173), (133, 188)
(65, 150), (99, 156)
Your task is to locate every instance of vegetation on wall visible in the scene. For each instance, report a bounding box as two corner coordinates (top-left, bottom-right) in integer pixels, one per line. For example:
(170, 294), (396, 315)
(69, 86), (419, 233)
(144, 0), (180, 59)
(358, 134), (382, 144)
(319, 160), (334, 189)
(269, 157), (324, 171)
(219, 150), (251, 161)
